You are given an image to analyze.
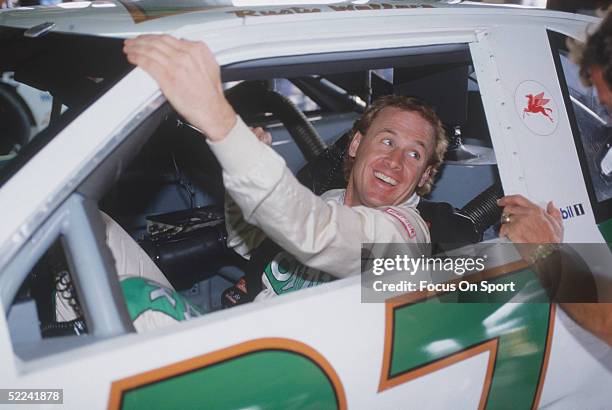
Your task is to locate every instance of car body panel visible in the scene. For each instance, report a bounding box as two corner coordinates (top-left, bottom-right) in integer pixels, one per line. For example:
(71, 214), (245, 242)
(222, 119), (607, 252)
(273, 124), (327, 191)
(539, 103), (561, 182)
(0, 3), (610, 410)
(472, 25), (603, 242)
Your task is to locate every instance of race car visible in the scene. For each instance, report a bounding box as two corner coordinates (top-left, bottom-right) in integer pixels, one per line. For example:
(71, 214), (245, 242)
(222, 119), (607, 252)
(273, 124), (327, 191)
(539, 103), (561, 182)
(0, 1), (611, 409)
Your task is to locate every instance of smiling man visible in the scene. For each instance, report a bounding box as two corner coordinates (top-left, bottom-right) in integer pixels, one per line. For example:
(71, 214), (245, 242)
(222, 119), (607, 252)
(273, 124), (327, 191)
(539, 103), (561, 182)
(345, 100), (440, 208)
(123, 35), (447, 299)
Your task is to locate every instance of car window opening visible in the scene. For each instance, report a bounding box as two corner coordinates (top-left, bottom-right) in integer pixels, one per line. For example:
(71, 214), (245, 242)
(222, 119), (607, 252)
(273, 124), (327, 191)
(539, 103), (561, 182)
(5, 43), (504, 338)
(8, 237), (88, 348)
(89, 44), (503, 329)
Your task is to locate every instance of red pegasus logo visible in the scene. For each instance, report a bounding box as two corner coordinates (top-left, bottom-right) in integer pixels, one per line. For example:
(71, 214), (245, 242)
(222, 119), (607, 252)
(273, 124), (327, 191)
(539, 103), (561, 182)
(523, 92), (554, 122)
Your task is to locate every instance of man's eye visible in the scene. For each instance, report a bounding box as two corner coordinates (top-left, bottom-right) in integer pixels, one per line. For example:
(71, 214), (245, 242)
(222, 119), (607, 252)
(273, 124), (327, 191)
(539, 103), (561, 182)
(407, 151), (421, 160)
(382, 138), (393, 146)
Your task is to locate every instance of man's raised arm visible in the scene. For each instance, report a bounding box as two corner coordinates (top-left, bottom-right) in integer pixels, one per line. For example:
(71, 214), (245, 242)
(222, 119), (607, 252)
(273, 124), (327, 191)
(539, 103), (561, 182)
(124, 35), (236, 142)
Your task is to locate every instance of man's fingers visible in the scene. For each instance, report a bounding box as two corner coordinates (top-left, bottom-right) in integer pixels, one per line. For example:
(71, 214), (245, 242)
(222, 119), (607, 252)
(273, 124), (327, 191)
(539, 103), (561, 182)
(176, 40), (218, 86)
(149, 37), (219, 87)
(499, 214), (521, 236)
(262, 132), (272, 145)
(123, 37), (178, 73)
(547, 202), (564, 240)
(125, 35), (203, 75)
(192, 41), (223, 91)
(143, 35), (186, 60)
(547, 201), (562, 220)
(124, 44), (173, 71)
(125, 36), (178, 62)
(125, 36), (204, 101)
(124, 48), (172, 87)
(250, 127), (272, 145)
(124, 35), (218, 86)
(500, 205), (530, 217)
(546, 201), (563, 231)
(499, 213), (530, 242)
(156, 34), (193, 51)
(497, 194), (536, 209)
(499, 223), (509, 239)
(126, 34), (184, 50)
(124, 34), (235, 140)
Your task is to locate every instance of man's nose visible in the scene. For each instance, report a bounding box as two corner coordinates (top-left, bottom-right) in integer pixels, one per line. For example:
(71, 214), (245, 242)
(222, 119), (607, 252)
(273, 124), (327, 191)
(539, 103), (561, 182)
(385, 149), (403, 169)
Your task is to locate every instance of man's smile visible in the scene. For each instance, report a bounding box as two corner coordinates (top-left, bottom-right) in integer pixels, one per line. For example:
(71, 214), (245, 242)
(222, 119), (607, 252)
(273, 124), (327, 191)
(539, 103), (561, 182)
(373, 171), (398, 186)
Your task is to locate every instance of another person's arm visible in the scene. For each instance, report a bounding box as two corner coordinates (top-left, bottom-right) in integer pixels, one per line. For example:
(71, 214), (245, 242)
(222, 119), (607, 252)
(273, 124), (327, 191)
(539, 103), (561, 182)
(499, 194), (612, 345)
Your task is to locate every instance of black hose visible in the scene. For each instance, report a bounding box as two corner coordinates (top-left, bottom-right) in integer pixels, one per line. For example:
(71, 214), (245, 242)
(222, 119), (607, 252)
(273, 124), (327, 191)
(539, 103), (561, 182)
(459, 181), (504, 238)
(225, 81), (327, 162)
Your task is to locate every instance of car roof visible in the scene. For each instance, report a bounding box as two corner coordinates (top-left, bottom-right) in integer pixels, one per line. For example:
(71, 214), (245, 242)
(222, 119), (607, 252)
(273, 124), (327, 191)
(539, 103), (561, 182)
(0, 0), (597, 38)
(0, 0), (600, 270)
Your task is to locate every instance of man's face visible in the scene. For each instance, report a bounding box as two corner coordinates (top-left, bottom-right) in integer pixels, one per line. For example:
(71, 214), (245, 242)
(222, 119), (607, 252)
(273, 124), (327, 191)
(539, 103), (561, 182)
(345, 107), (435, 208)
(591, 65), (612, 112)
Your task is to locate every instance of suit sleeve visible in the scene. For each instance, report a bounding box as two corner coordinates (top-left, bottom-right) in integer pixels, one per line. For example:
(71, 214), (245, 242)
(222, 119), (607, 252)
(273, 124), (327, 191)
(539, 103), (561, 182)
(224, 191), (267, 260)
(209, 117), (430, 278)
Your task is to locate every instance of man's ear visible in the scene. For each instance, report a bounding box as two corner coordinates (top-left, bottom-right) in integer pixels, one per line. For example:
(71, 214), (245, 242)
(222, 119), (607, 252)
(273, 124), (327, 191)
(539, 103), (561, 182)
(418, 165), (432, 188)
(348, 132), (363, 158)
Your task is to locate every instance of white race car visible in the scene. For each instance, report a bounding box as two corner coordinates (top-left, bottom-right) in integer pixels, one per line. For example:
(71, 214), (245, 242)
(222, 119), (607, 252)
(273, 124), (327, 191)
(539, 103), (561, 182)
(0, 1), (610, 409)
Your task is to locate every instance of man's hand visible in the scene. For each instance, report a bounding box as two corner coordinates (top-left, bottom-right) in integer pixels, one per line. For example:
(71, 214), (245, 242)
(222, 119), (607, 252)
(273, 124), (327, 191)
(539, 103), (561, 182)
(250, 127), (272, 146)
(123, 34), (236, 141)
(498, 195), (563, 243)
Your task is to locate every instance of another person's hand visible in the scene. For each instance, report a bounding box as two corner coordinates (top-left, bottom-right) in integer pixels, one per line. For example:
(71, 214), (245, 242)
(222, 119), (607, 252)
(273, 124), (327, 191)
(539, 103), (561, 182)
(498, 194), (563, 243)
(250, 127), (272, 146)
(123, 34), (236, 141)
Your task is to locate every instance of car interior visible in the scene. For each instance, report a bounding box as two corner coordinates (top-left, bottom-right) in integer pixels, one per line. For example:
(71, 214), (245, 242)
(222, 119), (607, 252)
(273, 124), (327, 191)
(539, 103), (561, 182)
(96, 43), (503, 310)
(5, 40), (508, 351)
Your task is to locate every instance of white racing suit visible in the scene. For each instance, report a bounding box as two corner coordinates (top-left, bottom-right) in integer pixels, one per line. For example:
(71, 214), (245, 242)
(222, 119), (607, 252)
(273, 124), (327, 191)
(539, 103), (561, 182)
(212, 117), (431, 299)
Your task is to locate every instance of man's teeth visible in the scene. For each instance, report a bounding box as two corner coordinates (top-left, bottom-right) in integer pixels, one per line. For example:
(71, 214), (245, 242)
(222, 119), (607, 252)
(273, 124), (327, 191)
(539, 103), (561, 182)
(374, 172), (398, 186)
